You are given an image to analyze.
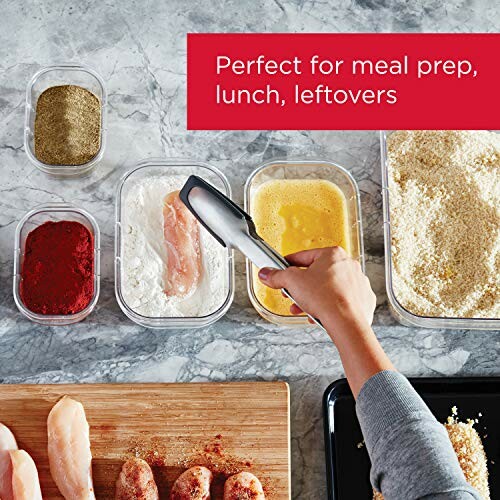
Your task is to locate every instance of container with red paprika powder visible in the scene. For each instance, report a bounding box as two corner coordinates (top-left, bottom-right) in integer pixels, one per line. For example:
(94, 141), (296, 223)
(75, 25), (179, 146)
(14, 203), (100, 325)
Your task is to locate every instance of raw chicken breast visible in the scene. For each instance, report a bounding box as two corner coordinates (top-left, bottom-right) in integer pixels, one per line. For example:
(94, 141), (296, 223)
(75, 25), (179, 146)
(0, 423), (18, 500)
(10, 450), (43, 500)
(0, 424), (17, 451)
(170, 466), (212, 500)
(163, 190), (202, 297)
(0, 426), (43, 500)
(115, 458), (159, 500)
(47, 396), (95, 500)
(224, 472), (265, 500)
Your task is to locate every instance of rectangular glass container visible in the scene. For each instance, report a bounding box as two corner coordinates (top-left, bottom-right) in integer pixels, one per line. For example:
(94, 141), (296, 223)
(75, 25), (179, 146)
(13, 203), (101, 325)
(380, 130), (500, 330)
(245, 159), (364, 326)
(24, 64), (107, 177)
(115, 159), (234, 329)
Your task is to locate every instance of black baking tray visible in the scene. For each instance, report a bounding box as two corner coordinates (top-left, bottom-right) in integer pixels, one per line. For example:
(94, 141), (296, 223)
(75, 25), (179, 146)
(323, 377), (500, 499)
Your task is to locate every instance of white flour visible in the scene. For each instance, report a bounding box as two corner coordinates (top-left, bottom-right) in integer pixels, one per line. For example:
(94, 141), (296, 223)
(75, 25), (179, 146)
(121, 175), (228, 317)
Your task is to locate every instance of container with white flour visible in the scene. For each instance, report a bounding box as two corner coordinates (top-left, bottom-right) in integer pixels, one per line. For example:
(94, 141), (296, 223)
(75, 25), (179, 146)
(115, 160), (234, 328)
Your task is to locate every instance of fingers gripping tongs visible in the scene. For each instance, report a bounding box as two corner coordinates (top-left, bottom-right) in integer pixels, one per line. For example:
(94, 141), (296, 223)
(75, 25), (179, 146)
(179, 175), (324, 329)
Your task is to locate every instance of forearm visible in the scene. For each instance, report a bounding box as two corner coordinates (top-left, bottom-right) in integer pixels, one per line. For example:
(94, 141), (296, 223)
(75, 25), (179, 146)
(324, 317), (481, 499)
(323, 315), (394, 398)
(356, 371), (481, 500)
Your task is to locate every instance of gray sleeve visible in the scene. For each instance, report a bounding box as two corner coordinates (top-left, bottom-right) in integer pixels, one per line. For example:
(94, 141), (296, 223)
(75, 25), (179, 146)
(355, 371), (482, 500)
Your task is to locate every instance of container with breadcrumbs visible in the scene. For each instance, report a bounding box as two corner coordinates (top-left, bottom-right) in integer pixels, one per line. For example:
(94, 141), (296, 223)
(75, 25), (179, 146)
(24, 64), (107, 177)
(245, 160), (364, 326)
(381, 130), (500, 330)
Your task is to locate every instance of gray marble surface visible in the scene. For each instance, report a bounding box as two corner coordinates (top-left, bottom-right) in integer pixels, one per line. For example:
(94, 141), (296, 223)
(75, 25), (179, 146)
(0, 1), (498, 498)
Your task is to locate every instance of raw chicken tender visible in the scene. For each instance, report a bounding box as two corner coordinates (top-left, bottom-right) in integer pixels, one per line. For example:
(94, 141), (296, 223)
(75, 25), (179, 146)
(0, 423), (17, 450)
(9, 450), (43, 500)
(47, 396), (95, 500)
(0, 426), (42, 500)
(163, 190), (202, 297)
(170, 466), (212, 499)
(115, 458), (159, 500)
(0, 423), (18, 500)
(224, 472), (265, 500)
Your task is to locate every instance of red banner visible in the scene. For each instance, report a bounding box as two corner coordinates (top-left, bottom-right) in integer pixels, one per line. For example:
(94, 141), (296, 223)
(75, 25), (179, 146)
(187, 33), (499, 130)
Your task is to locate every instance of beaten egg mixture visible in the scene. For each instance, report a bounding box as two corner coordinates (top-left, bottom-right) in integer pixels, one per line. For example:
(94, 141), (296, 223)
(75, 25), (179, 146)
(251, 179), (350, 316)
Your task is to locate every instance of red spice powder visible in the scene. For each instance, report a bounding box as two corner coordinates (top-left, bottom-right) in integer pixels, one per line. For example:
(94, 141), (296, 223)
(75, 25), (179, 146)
(20, 220), (94, 315)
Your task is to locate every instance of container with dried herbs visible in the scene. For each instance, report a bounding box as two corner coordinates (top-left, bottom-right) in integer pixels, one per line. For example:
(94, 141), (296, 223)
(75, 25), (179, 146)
(34, 84), (101, 166)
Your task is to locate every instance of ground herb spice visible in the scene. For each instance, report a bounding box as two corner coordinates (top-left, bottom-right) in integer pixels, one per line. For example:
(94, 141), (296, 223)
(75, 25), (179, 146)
(34, 85), (101, 166)
(20, 221), (94, 315)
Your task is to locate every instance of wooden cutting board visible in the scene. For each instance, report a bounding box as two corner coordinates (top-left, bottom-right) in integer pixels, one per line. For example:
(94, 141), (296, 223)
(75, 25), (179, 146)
(0, 382), (290, 499)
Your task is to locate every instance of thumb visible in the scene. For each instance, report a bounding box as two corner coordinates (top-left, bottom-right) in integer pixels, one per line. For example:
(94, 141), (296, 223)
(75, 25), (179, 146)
(258, 267), (293, 289)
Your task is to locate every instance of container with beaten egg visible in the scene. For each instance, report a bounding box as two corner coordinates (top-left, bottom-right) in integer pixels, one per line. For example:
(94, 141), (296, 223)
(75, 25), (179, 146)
(245, 160), (364, 326)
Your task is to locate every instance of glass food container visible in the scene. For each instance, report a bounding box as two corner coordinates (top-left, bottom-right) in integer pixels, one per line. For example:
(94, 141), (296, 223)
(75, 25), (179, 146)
(13, 203), (101, 325)
(24, 64), (107, 177)
(245, 159), (364, 326)
(115, 159), (234, 329)
(380, 130), (500, 330)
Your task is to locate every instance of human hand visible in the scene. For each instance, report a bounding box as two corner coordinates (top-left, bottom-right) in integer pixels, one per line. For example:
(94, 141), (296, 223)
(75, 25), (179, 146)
(258, 247), (376, 331)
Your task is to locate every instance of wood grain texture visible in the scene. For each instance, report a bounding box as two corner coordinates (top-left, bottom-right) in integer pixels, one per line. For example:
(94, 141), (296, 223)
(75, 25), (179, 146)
(0, 382), (290, 499)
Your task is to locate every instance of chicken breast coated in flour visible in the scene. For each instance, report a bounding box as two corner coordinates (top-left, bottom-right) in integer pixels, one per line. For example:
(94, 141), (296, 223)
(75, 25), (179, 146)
(47, 396), (95, 500)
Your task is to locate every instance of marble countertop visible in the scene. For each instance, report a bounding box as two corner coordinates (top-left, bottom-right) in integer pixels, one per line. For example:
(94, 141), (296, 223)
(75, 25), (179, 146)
(0, 1), (498, 498)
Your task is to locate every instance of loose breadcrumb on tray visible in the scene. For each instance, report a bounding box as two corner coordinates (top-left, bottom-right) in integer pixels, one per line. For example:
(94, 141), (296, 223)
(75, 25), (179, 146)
(387, 130), (500, 319)
(445, 420), (490, 499)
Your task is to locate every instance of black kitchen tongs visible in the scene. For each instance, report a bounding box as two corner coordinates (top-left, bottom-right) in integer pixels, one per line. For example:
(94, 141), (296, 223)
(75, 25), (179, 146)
(180, 175), (324, 329)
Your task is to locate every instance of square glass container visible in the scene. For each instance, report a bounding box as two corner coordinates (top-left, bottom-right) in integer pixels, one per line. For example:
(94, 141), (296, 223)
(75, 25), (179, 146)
(380, 130), (500, 330)
(13, 203), (101, 325)
(24, 64), (107, 177)
(115, 159), (234, 329)
(245, 160), (364, 326)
